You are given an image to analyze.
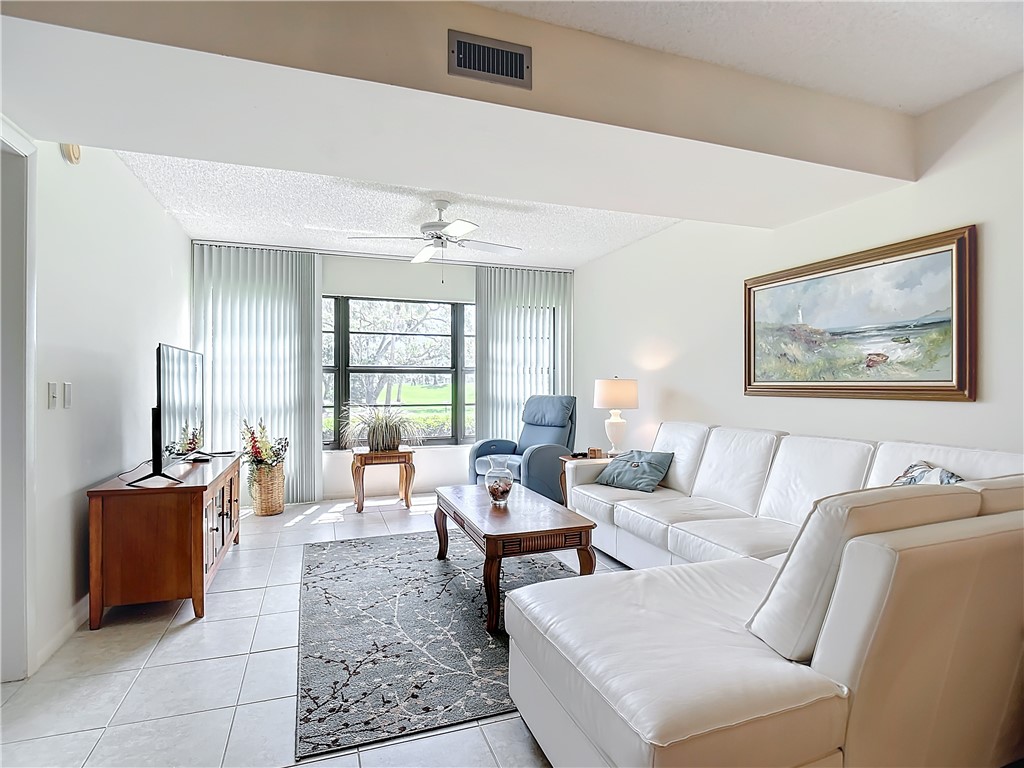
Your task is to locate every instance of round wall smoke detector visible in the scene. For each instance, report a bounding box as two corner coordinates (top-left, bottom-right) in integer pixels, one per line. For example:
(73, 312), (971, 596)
(59, 144), (81, 165)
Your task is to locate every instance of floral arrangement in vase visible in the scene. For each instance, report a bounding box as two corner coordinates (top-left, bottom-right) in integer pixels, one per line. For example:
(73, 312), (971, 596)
(240, 418), (289, 491)
(173, 422), (204, 455)
(339, 405), (422, 452)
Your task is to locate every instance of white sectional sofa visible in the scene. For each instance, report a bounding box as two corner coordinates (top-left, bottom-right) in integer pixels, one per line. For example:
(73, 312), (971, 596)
(508, 478), (1024, 767)
(565, 422), (1024, 569)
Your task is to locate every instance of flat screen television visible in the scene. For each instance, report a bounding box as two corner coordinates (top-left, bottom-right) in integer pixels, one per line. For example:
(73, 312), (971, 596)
(130, 344), (204, 485)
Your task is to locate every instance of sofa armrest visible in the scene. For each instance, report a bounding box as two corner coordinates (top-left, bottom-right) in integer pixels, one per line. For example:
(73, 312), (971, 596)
(467, 439), (519, 483)
(565, 459), (612, 509)
(521, 444), (570, 503)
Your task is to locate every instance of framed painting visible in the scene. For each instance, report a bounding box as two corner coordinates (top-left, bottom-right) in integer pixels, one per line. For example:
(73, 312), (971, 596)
(744, 225), (977, 401)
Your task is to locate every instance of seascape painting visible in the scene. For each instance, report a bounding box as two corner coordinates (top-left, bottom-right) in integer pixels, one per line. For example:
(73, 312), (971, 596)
(744, 226), (976, 401)
(753, 251), (953, 383)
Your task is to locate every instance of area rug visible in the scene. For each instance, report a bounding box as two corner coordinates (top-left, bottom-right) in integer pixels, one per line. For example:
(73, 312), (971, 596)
(295, 529), (575, 759)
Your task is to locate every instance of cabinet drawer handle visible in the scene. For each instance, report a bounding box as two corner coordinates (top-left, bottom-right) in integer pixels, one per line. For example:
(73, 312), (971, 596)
(210, 526), (220, 532)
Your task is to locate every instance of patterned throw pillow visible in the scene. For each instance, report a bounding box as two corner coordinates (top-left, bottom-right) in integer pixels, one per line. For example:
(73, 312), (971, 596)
(596, 450), (674, 493)
(891, 460), (965, 486)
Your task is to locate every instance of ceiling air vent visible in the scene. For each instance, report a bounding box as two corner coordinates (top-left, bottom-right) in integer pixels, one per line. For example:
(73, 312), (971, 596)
(448, 30), (532, 90)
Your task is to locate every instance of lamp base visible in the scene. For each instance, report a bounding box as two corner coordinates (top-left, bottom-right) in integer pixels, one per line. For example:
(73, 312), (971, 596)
(604, 410), (627, 455)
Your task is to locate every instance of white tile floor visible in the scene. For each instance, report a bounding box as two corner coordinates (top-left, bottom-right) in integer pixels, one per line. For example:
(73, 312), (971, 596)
(1, 495), (626, 768)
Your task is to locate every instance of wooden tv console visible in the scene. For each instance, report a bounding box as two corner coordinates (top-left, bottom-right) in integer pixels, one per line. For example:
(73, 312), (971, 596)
(86, 454), (242, 629)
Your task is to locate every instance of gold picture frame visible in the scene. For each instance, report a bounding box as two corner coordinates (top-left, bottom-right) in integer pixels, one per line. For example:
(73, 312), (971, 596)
(744, 225), (977, 401)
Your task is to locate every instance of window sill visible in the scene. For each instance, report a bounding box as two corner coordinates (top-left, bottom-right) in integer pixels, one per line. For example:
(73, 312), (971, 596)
(322, 444), (473, 454)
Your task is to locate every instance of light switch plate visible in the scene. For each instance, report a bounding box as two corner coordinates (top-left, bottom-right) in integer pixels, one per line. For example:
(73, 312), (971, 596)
(47, 382), (58, 409)
(63, 382), (72, 409)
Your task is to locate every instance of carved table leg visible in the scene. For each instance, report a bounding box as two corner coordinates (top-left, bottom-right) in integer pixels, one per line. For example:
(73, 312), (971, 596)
(483, 554), (503, 632)
(352, 460), (365, 513)
(434, 505), (449, 560)
(577, 545), (597, 576)
(403, 462), (415, 509)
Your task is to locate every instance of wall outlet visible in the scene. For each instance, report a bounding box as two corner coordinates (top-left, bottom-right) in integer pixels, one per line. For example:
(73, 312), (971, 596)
(63, 382), (72, 409)
(47, 382), (58, 409)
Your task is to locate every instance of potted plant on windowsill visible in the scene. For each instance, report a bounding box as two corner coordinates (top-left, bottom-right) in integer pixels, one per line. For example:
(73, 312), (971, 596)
(340, 405), (423, 452)
(241, 418), (288, 516)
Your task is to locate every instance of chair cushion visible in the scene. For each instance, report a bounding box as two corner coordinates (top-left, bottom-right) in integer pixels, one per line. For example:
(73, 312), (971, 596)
(756, 435), (875, 525)
(747, 484), (982, 662)
(614, 496), (751, 550)
(959, 474), (1024, 515)
(506, 560), (848, 768)
(690, 427), (785, 513)
(668, 518), (799, 563)
(651, 422), (713, 495)
(596, 450), (674, 492)
(571, 483), (684, 526)
(474, 454), (522, 480)
(522, 395), (575, 427)
(516, 423), (570, 454)
(866, 441), (1023, 487)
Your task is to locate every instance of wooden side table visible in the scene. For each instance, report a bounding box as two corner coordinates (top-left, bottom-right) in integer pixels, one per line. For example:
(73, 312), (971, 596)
(351, 449), (416, 512)
(558, 453), (607, 505)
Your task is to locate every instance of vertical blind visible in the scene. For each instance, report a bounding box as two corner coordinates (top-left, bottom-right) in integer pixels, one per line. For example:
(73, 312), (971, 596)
(192, 244), (323, 503)
(476, 267), (573, 441)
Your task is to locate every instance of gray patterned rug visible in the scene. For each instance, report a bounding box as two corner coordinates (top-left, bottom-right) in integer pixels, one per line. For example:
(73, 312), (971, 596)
(295, 530), (575, 759)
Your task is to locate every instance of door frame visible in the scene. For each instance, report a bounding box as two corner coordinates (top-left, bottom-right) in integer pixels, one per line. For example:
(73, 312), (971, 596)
(1, 115), (37, 681)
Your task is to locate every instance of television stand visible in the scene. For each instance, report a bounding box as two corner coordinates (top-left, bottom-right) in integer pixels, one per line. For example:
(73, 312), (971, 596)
(87, 454), (242, 629)
(126, 469), (184, 487)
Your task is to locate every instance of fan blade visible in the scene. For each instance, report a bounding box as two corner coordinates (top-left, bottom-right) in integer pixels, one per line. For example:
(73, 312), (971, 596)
(458, 239), (523, 257)
(411, 243), (442, 264)
(347, 236), (425, 242)
(440, 218), (478, 238)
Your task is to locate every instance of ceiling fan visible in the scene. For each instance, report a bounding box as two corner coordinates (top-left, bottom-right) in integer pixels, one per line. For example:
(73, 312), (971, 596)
(348, 199), (523, 263)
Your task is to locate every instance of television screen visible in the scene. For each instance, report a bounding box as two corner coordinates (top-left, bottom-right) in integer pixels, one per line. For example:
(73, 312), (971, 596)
(157, 344), (204, 461)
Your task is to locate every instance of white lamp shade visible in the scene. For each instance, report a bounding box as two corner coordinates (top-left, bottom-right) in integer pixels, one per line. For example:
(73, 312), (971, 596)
(594, 378), (638, 410)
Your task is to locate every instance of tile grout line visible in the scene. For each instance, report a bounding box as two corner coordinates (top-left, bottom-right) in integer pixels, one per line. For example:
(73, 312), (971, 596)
(478, 722), (504, 768)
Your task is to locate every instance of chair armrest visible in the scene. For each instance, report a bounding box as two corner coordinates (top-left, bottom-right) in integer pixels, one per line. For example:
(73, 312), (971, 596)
(520, 444), (570, 503)
(565, 459), (613, 509)
(467, 439), (519, 483)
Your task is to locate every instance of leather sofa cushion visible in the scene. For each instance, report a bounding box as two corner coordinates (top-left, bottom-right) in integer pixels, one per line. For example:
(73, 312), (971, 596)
(959, 474), (1024, 515)
(474, 454), (522, 480)
(690, 427), (785, 513)
(615, 496), (751, 550)
(866, 441), (1024, 487)
(506, 560), (848, 767)
(571, 483), (684, 526)
(650, 421), (712, 495)
(756, 435), (875, 525)
(668, 518), (798, 562)
(748, 484), (982, 662)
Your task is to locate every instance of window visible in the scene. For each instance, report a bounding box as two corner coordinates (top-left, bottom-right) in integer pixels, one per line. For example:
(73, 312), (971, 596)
(322, 297), (476, 448)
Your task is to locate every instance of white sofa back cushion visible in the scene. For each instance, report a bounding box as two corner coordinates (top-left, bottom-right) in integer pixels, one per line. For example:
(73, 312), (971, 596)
(652, 421), (713, 495)
(959, 474), (1024, 515)
(690, 427), (785, 513)
(810, 512), (1023, 767)
(747, 484), (981, 662)
(866, 441), (1024, 487)
(757, 435), (875, 525)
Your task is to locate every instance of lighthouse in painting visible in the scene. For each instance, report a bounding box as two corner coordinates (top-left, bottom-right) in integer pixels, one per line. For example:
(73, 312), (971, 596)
(796, 304), (803, 325)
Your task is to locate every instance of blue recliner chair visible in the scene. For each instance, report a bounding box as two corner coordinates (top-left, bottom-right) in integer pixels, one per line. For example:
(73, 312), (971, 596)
(468, 395), (577, 503)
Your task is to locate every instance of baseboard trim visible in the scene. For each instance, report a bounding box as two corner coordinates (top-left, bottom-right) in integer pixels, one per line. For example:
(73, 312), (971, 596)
(29, 594), (89, 676)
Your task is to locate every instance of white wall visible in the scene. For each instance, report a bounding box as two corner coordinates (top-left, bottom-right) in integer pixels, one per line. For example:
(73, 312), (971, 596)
(574, 74), (1024, 455)
(321, 254), (475, 502)
(322, 253), (474, 303)
(30, 141), (190, 672)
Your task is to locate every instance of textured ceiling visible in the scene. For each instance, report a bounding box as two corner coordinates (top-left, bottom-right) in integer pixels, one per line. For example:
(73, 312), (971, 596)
(116, 152), (678, 270)
(480, 1), (1023, 114)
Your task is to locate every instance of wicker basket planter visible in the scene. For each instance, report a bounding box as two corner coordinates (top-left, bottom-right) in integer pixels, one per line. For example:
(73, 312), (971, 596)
(251, 463), (285, 516)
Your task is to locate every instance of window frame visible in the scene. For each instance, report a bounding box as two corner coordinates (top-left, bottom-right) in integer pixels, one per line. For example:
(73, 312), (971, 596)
(322, 295), (475, 449)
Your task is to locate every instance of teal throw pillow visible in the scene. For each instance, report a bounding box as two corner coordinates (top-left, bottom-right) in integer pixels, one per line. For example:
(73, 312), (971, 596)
(596, 450), (674, 493)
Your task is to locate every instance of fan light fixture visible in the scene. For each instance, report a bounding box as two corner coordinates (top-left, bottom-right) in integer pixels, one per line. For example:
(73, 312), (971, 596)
(348, 199), (523, 264)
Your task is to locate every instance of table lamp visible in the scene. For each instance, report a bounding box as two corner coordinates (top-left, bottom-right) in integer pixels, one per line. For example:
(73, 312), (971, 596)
(593, 377), (638, 455)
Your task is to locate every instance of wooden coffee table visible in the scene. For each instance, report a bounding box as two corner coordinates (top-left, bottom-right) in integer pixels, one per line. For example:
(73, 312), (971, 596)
(434, 483), (597, 632)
